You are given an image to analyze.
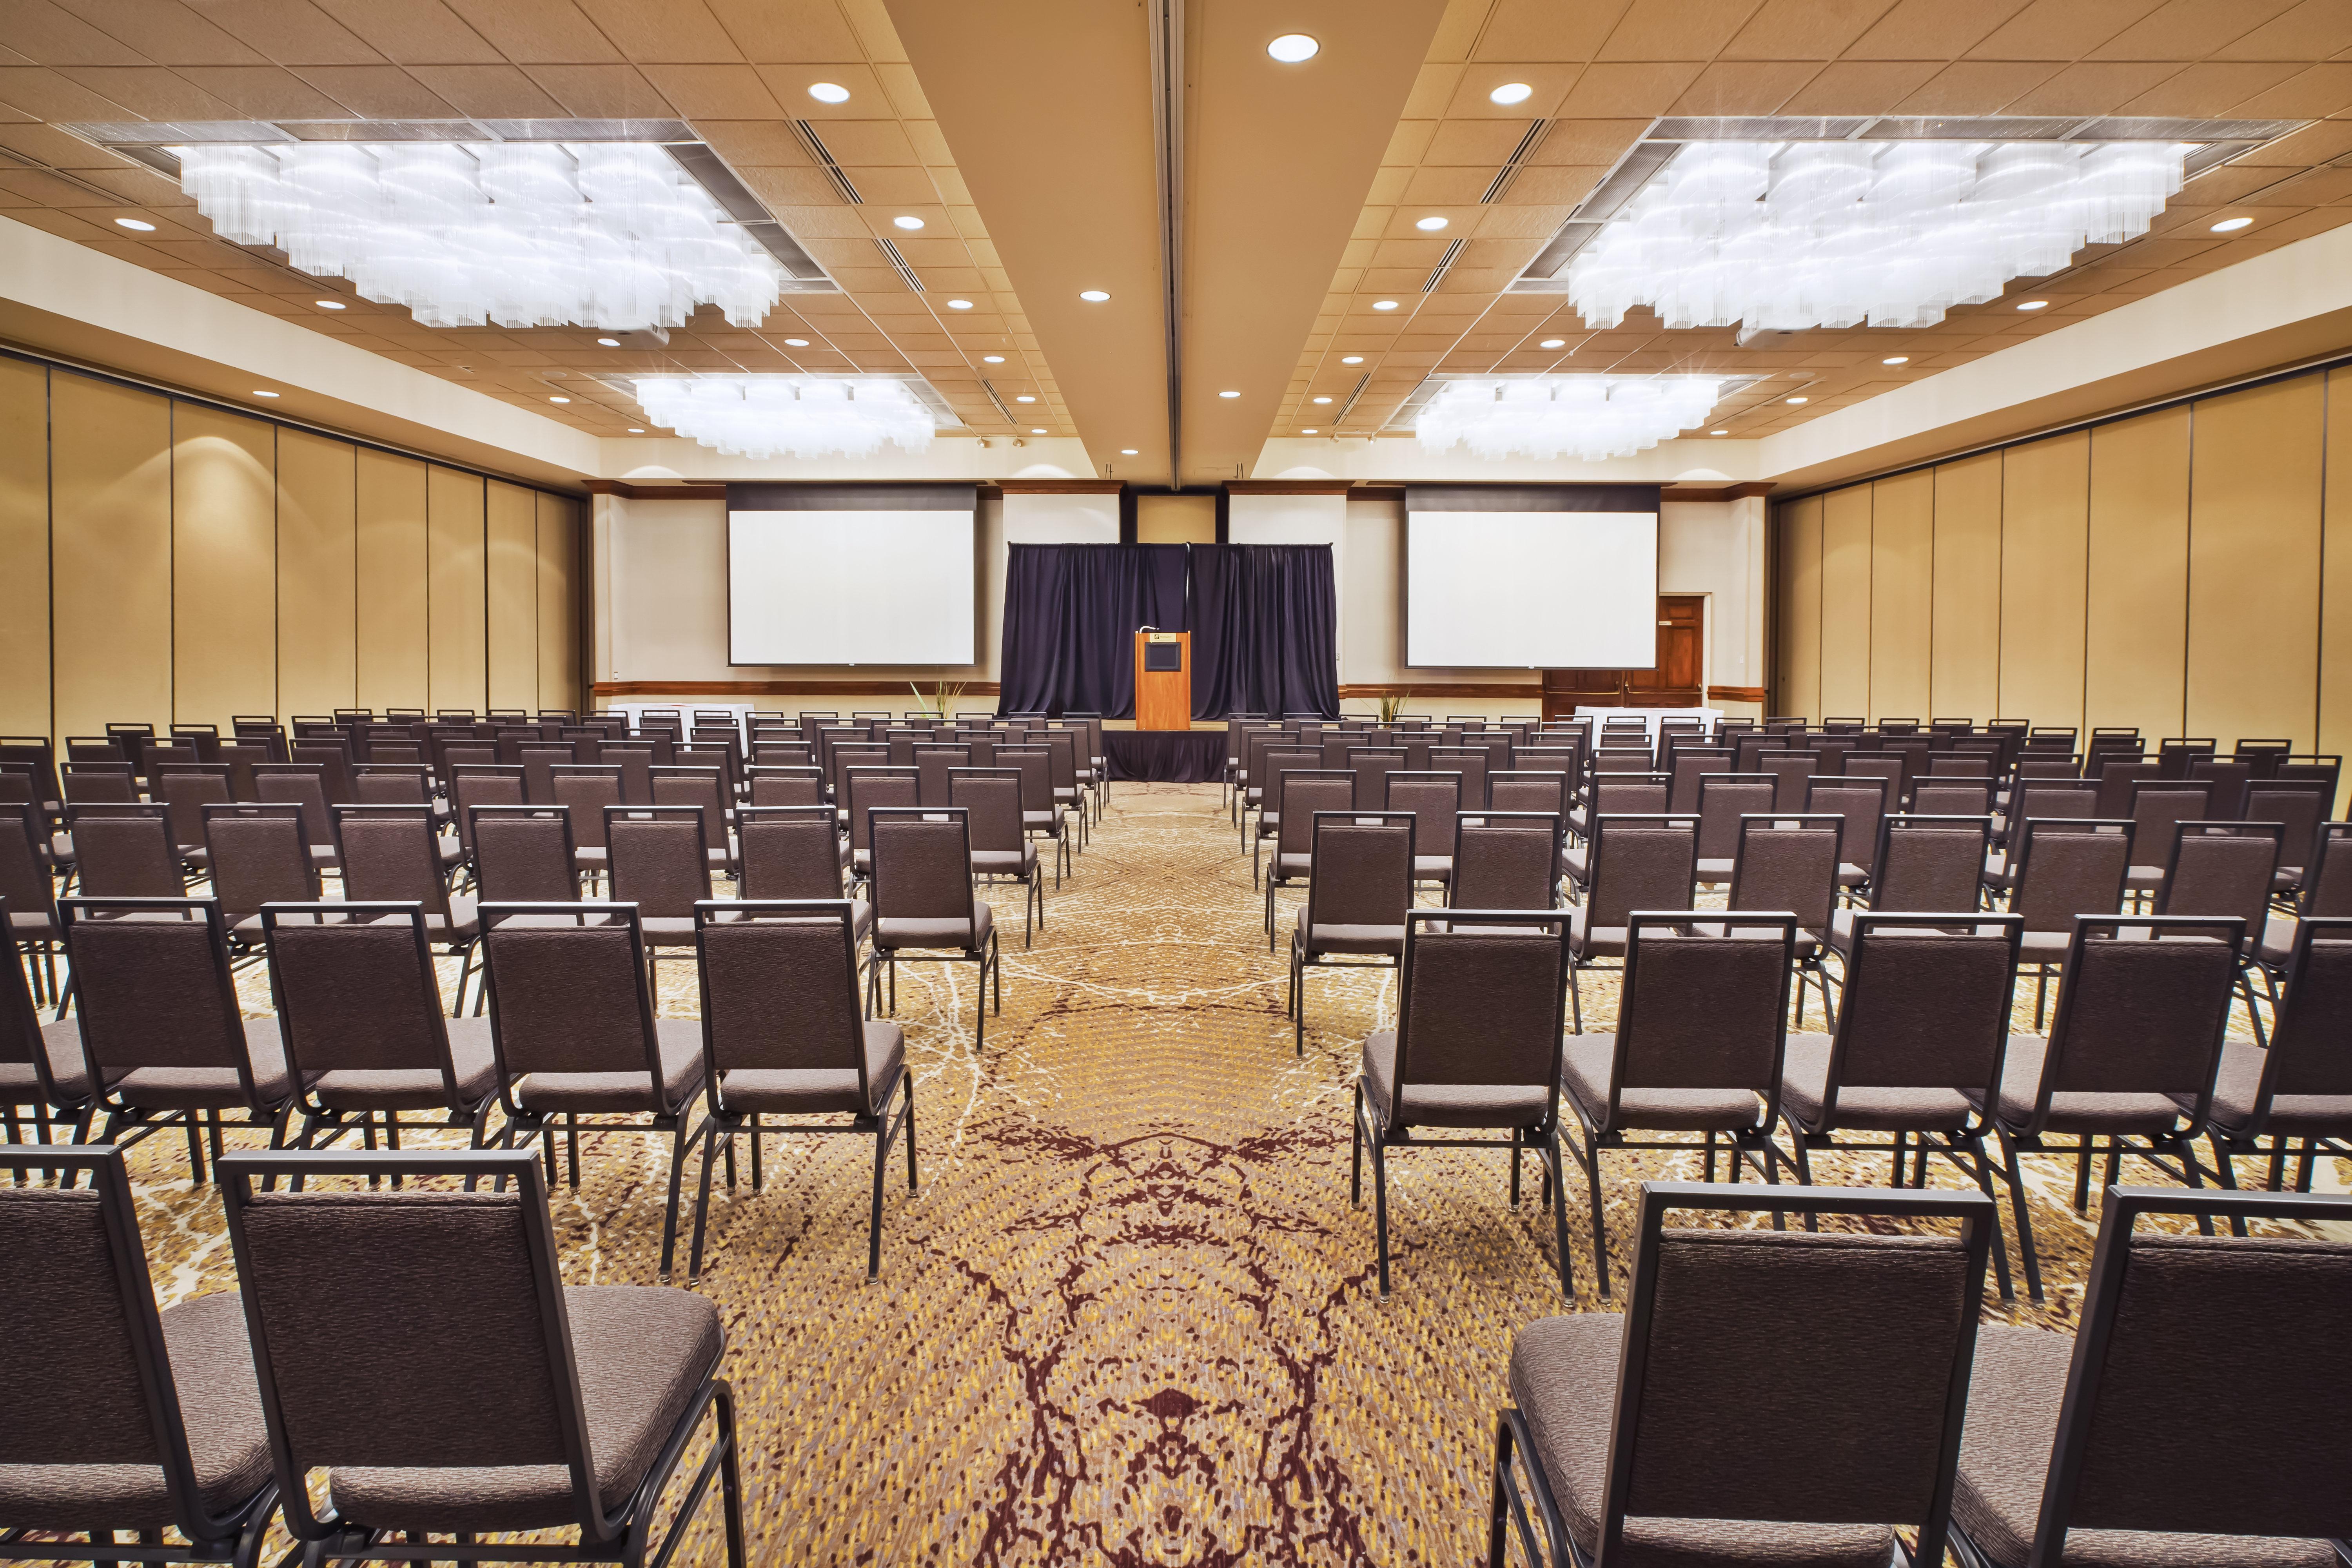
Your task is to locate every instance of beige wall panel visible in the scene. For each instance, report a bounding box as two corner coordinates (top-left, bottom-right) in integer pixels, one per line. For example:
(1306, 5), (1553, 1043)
(0, 358), (48, 739)
(536, 493), (579, 713)
(1866, 470), (1933, 722)
(1930, 453), (2003, 720)
(2325, 370), (2352, 761)
(485, 481), (537, 713)
(2189, 377), (2324, 749)
(1818, 485), (1872, 718)
(171, 404), (276, 726)
(427, 467), (487, 714)
(2085, 407), (2190, 742)
(276, 430), (356, 720)
(51, 375), (172, 742)
(355, 448), (429, 712)
(1998, 432), (2090, 732)
(1136, 493), (1217, 544)
(1777, 495), (1822, 720)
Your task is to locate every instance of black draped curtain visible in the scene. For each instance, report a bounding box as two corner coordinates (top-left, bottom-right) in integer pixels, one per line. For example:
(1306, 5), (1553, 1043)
(996, 544), (1188, 718)
(1189, 544), (1339, 720)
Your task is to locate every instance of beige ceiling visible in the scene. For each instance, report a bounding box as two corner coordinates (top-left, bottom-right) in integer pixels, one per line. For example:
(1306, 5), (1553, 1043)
(1282, 0), (2352, 446)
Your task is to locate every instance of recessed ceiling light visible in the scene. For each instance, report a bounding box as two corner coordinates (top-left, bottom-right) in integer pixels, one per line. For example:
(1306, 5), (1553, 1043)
(1121, 448), (1139, 455)
(1882, 355), (1909, 364)
(2016, 299), (2049, 310)
(1489, 82), (1534, 105)
(808, 82), (850, 103)
(1312, 396), (1333, 404)
(1711, 429), (1728, 436)
(1341, 355), (1364, 364)
(783, 337), (809, 346)
(982, 354), (1005, 363)
(596, 336), (620, 347)
(1031, 427), (1046, 434)
(1416, 216), (1448, 231)
(1079, 289), (1110, 302)
(628, 426), (645, 433)
(947, 299), (974, 310)
(1302, 428), (1317, 434)
(1785, 396), (1808, 404)
(252, 389), (279, 397)
(2211, 216), (2252, 232)
(893, 215), (924, 230)
(1218, 390), (1240, 398)
(315, 299), (345, 310)
(549, 395), (570, 403)
(113, 216), (155, 230)
(1539, 338), (1564, 348)
(1372, 299), (1399, 310)
(1267, 33), (1318, 62)
(1015, 394), (1036, 403)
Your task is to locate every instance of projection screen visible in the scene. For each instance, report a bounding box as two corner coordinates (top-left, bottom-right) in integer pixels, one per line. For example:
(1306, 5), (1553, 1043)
(728, 485), (976, 665)
(1405, 500), (1658, 668)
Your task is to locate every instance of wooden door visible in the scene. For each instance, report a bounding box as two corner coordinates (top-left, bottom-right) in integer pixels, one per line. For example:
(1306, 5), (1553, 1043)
(1541, 595), (1705, 717)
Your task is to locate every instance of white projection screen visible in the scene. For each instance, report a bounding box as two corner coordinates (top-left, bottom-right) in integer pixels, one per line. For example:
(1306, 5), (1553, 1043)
(1405, 496), (1658, 668)
(728, 486), (976, 665)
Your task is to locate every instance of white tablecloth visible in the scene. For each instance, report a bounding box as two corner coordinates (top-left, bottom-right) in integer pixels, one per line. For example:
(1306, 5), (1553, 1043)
(1574, 706), (1724, 740)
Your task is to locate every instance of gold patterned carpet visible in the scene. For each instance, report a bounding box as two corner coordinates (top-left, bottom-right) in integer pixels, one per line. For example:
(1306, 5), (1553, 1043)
(58, 782), (2323, 1566)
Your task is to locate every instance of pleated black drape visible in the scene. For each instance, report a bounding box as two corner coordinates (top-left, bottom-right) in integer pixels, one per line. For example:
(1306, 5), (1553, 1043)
(1188, 544), (1339, 720)
(995, 544), (1189, 717)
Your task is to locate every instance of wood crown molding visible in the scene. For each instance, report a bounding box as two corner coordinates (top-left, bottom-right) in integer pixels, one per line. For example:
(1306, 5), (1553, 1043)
(1337, 681), (1541, 699)
(583, 480), (730, 501)
(592, 680), (1002, 698)
(1227, 479), (1353, 495)
(1706, 684), (1769, 702)
(996, 478), (1123, 495)
(1662, 482), (1776, 501)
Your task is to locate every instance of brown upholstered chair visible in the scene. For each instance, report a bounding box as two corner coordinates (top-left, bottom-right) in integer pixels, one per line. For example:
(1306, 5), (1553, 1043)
(2250, 779), (2330, 900)
(1693, 774), (1775, 885)
(479, 903), (706, 1276)
(2001, 818), (2131, 1027)
(995, 746), (1071, 887)
(1493, 1181), (1994, 1568)
(1385, 771), (1463, 888)
(0, 894), (94, 1146)
(332, 804), (482, 1013)
(686, 900), (915, 1280)
(1289, 811), (1414, 1057)
(735, 804), (867, 938)
(68, 804), (187, 899)
(154, 764), (234, 864)
(1260, 772), (1354, 948)
(867, 807), (1000, 1045)
(1663, 747), (1732, 813)
(550, 764), (623, 888)
(2143, 819), (2285, 1039)
(1564, 815), (1699, 1033)
(468, 805), (583, 906)
(2201, 915), (2352, 1199)
(604, 806), (714, 996)
(1560, 913), (1798, 1290)
(61, 897), (295, 1183)
(648, 767), (735, 869)
(200, 804), (319, 950)
(1427, 746), (1490, 815)
(262, 902), (500, 1156)
(1950, 1186), (2352, 1568)
(2298, 820), (2352, 920)
(0, 1144), (280, 1565)
(2121, 780), (2212, 897)
(1806, 775), (1890, 897)
(842, 766), (919, 890)
(1248, 746), (1323, 884)
(1563, 777), (1668, 882)
(1353, 911), (1574, 1297)
(213, 1144), (743, 1568)
(949, 770), (1040, 945)
(2, 803), (64, 1003)
(1722, 813), (1842, 1027)
(1446, 812), (1563, 924)
(746, 765), (826, 808)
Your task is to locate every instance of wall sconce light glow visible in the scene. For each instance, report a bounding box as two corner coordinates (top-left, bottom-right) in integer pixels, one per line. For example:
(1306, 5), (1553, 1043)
(807, 82), (850, 103)
(1372, 299), (1399, 310)
(1883, 355), (1909, 364)
(1539, 338), (1565, 348)
(1341, 355), (1364, 364)
(316, 300), (345, 310)
(1267, 33), (1319, 62)
(1488, 82), (1534, 105)
(2016, 299), (2049, 310)
(171, 140), (784, 331)
(1079, 289), (1111, 302)
(633, 374), (935, 459)
(1416, 216), (1448, 230)
(1218, 390), (1240, 398)
(1417, 375), (1721, 461)
(946, 299), (974, 309)
(2211, 216), (2252, 232)
(1567, 139), (2187, 333)
(892, 215), (924, 230)
(113, 216), (156, 230)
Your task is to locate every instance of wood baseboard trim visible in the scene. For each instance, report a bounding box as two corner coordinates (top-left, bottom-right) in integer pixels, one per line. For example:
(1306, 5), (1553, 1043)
(1337, 682), (1542, 699)
(591, 680), (1004, 699)
(1706, 685), (1769, 702)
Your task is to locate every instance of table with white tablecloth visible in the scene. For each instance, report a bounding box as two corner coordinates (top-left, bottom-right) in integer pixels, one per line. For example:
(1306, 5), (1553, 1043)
(1574, 706), (1724, 741)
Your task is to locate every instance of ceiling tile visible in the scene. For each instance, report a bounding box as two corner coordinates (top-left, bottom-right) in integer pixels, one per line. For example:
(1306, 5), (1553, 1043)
(2002, 58), (2183, 112)
(1669, 59), (1820, 113)
(0, 0), (149, 66)
(0, 118), (132, 163)
(2213, 0), (2352, 60)
(54, 0), (267, 65)
(1471, 0), (1633, 62)
(694, 120), (813, 167)
(1894, 58), (2065, 112)
(2114, 58), (2303, 110)
(1420, 118), (1537, 165)
(1441, 62), (1583, 116)
(639, 63), (782, 116)
(1597, 0), (1771, 62)
(438, 0), (621, 64)
(308, 0), (501, 65)
(2224, 59), (2352, 113)
(1845, 0), (2034, 60)
(1964, 0), (2168, 60)
(171, 64), (353, 116)
(1495, 163), (1602, 203)
(403, 64), (568, 116)
(1401, 165), (1491, 203)
(570, 0), (742, 64)
(289, 64), (457, 116)
(831, 164), (935, 202)
(52, 65), (244, 116)
(1555, 60), (1705, 114)
(1720, 0), (1902, 62)
(181, 1), (383, 66)
(2088, 0), (2301, 60)
(699, 0), (862, 62)
(517, 62), (675, 116)
(1776, 57), (1941, 109)
(1527, 118), (1649, 163)
(1383, 120), (1438, 163)
(751, 62), (884, 117)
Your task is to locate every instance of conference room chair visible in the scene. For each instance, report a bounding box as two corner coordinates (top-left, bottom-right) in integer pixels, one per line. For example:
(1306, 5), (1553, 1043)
(2182, 755), (2253, 820)
(1384, 771), (1462, 891)
(604, 804), (716, 997)
(1948, 1186), (2352, 1567)
(1289, 811), (1414, 1056)
(867, 807), (1001, 1046)
(1262, 771), (1354, 947)
(1352, 910), (1575, 1298)
(1492, 1181), (1993, 1568)
(651, 766), (737, 854)
(154, 764), (234, 866)
(1842, 814), (1990, 935)
(351, 761), (452, 832)
(468, 805), (584, 912)
(287, 737), (361, 811)
(332, 803), (483, 1013)
(1061, 713), (1107, 819)
(593, 739), (654, 805)
(1842, 753), (1907, 813)
(735, 804), (864, 940)
(1345, 746), (1408, 814)
(60, 896), (295, 1183)
(913, 743), (971, 808)
(549, 763), (623, 889)
(751, 739), (813, 769)
(1752, 749), (1815, 813)
(262, 901), (499, 1156)
(1487, 768), (1572, 826)
(2154, 735), (2218, 778)
(1564, 775), (1666, 857)
(842, 766), (920, 892)
(0, 737), (61, 816)
(1036, 729), (1091, 849)
(1425, 746), (1489, 818)
(1804, 775), (1890, 900)
(2145, 817), (2285, 1020)
(1249, 746), (1324, 884)
(951, 769), (1041, 946)
(1985, 780), (2093, 870)
(1712, 813), (1843, 1029)
(2000, 818), (2133, 1027)
(2294, 820), (2352, 921)
(2233, 737), (2293, 779)
(250, 763), (343, 874)
(65, 738), (126, 773)
(2249, 779), (2331, 900)
(0, 1143), (282, 1567)
(68, 802), (187, 898)
(686, 900), (915, 1281)
(200, 804), (319, 953)
(2089, 755), (2160, 818)
(1912, 778), (1993, 820)
(2201, 915), (2352, 1199)
(514, 739), (577, 804)
(1560, 915), (1799, 1291)
(1692, 774), (1776, 886)
(0, 894), (93, 1144)
(2121, 779), (2213, 899)
(994, 746), (1071, 888)
(62, 759), (139, 811)
(747, 764), (826, 808)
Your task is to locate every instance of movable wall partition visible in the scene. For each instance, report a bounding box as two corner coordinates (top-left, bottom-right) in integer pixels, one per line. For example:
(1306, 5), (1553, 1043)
(1775, 363), (2352, 754)
(0, 354), (583, 746)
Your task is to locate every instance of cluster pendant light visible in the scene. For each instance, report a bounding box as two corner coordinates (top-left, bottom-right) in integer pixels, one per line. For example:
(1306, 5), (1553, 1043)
(634, 376), (935, 460)
(1416, 376), (1722, 462)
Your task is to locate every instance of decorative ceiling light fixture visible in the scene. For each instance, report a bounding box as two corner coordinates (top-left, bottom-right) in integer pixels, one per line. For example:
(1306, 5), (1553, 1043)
(633, 376), (934, 460)
(1416, 376), (1721, 461)
(1568, 140), (2188, 332)
(171, 142), (784, 330)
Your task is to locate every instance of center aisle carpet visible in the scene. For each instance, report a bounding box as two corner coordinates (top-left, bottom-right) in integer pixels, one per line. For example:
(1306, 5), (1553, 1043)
(91, 782), (2294, 1566)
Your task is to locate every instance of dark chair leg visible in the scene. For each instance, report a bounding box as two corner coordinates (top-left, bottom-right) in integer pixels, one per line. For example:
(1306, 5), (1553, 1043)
(904, 1080), (918, 1191)
(688, 1116), (727, 1281)
(714, 1381), (749, 1568)
(1349, 1083), (1365, 1205)
(1508, 1126), (1522, 1207)
(1574, 1127), (1611, 1296)
(1370, 1134), (1391, 1297)
(658, 1114), (692, 1280)
(1994, 1128), (2044, 1303)
(1542, 1129), (1574, 1300)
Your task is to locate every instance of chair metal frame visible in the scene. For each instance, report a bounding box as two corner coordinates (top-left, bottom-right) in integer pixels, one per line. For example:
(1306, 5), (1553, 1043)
(1289, 810), (1416, 1057)
(865, 806), (1002, 1048)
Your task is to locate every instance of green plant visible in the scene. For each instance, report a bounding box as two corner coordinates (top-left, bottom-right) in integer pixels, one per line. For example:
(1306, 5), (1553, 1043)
(909, 679), (967, 719)
(1376, 690), (1408, 724)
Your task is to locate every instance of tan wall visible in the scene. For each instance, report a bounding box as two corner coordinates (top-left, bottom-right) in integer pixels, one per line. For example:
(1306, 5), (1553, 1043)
(0, 359), (583, 745)
(1776, 365), (2352, 750)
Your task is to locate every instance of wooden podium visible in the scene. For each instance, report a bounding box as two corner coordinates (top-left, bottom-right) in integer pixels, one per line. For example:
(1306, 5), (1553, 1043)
(1134, 631), (1191, 730)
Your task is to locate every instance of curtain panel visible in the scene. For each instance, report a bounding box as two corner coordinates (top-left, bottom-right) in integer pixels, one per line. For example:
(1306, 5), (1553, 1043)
(995, 543), (1189, 718)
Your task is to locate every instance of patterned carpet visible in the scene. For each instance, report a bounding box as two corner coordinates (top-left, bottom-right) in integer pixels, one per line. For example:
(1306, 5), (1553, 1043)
(61, 782), (2323, 1566)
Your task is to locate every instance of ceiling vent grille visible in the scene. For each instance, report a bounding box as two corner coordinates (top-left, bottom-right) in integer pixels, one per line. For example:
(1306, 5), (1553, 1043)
(792, 121), (863, 204)
(874, 236), (924, 292)
(1332, 373), (1371, 426)
(978, 380), (1017, 425)
(1481, 120), (1550, 204)
(1421, 236), (1465, 292)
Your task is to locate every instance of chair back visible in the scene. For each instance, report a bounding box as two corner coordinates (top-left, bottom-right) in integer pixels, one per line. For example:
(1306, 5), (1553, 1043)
(1611, 915), (1795, 1109)
(826, 742), (888, 804)
(60, 898), (256, 1092)
(846, 768), (920, 857)
(913, 745), (971, 808)
(481, 904), (664, 1082)
(1303, 813), (1414, 931)
(1394, 911), (1569, 1099)
(1585, 816), (1698, 929)
(597, 741), (656, 804)
(1756, 751), (1815, 812)
(352, 765), (432, 806)
(1804, 776), (1888, 873)
(868, 809), (979, 932)
(747, 766), (826, 808)
(649, 765), (728, 826)
(995, 748), (1054, 819)
(69, 804), (185, 897)
(1911, 779), (1991, 818)
(1448, 813), (1560, 910)
(605, 807), (712, 916)
(1727, 815), (1839, 929)
(2020, 917), (2243, 1133)
(63, 761), (139, 806)
(2092, 757), (2160, 817)
(332, 805), (453, 916)
(253, 764), (338, 854)
(0, 737), (60, 808)
(947, 770), (1025, 857)
(202, 804), (318, 918)
(287, 739), (359, 807)
(1426, 747), (1488, 808)
(1590, 775), (1668, 816)
(1694, 775), (1774, 862)
(696, 901), (865, 1088)
(1586, 1183), (1991, 1566)
(736, 806), (848, 900)
(1382, 771), (1460, 848)
(263, 904), (457, 1085)
(2007, 780), (2094, 831)
(548, 765), (622, 853)
(2154, 821), (2280, 929)
(2009, 820), (2130, 935)
(1871, 815), (1990, 912)
(1806, 914), (2022, 1130)
(1666, 749), (1732, 813)
(2020, 1187), (2352, 1550)
(2247, 780), (2328, 877)
(2306, 822), (2352, 916)
(154, 765), (233, 850)
(1274, 774), (1354, 862)
(2235, 918), (2352, 1132)
(2125, 780), (2211, 866)
(1487, 769), (1570, 819)
(514, 742), (575, 804)
(0, 805), (57, 922)
(469, 806), (579, 903)
(1345, 747), (1406, 811)
(2187, 757), (2252, 820)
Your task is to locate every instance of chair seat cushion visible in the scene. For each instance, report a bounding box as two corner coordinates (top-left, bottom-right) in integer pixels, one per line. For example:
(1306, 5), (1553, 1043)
(1979, 1034), (2194, 1136)
(0, 1017), (93, 1103)
(1359, 1029), (1548, 1129)
(636, 915), (699, 945)
(1695, 856), (1735, 882)
(1512, 1312), (1895, 1568)
(329, 1284), (722, 1534)
(876, 901), (994, 952)
(1272, 852), (1311, 880)
(307, 1016), (499, 1113)
(105, 1019), (294, 1110)
(1561, 843), (1590, 883)
(1297, 918), (1405, 957)
(2204, 1038), (2352, 1140)
(971, 846), (1036, 876)
(572, 846), (610, 870)
(1777, 1032), (1976, 1134)
(2256, 913), (2298, 968)
(8, 908), (59, 940)
(1568, 906), (1627, 960)
(1953, 1325), (2338, 1568)
(1560, 1035), (1766, 1134)
(719, 1022), (904, 1116)
(514, 1017), (704, 1115)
